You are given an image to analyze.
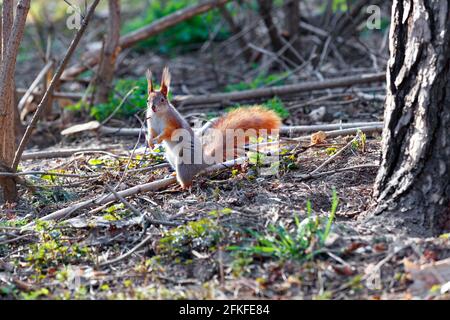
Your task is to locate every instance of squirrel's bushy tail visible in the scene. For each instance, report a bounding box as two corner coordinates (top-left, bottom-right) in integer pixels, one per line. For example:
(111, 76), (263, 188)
(204, 106), (281, 161)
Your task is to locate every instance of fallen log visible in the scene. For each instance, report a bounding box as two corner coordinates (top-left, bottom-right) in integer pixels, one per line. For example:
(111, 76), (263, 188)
(62, 0), (231, 79)
(172, 72), (386, 107)
(21, 146), (122, 160)
(61, 120), (384, 137)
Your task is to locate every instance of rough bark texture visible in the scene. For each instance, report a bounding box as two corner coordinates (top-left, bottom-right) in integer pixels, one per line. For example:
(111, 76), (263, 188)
(94, 0), (121, 105)
(369, 0), (450, 236)
(0, 0), (31, 202)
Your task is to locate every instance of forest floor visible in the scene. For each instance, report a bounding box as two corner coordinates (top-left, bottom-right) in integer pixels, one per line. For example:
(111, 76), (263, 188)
(1, 7), (450, 299)
(2, 131), (449, 300)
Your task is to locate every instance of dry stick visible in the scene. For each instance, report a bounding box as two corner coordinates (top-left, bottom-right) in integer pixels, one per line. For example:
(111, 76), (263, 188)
(17, 61), (54, 111)
(0, 233), (34, 246)
(99, 233), (153, 267)
(22, 157), (247, 229)
(294, 164), (379, 181)
(21, 146), (121, 160)
(0, 171), (100, 178)
(292, 125), (383, 142)
(172, 72), (386, 107)
(63, 121), (383, 138)
(104, 185), (179, 227)
(62, 0), (231, 79)
(12, 0), (101, 171)
(280, 122), (383, 134)
(310, 135), (359, 175)
(246, 125), (383, 151)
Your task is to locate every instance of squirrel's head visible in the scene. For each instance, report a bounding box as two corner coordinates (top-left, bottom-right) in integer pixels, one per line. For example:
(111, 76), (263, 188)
(146, 67), (171, 114)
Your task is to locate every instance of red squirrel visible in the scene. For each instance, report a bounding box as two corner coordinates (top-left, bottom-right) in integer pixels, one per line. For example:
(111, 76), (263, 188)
(146, 67), (281, 189)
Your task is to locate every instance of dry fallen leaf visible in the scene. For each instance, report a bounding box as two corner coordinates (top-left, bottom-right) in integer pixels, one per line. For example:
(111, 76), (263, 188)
(311, 131), (327, 144)
(404, 257), (450, 297)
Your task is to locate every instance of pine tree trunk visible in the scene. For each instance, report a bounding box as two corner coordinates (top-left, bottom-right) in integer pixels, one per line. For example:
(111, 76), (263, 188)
(369, 0), (450, 236)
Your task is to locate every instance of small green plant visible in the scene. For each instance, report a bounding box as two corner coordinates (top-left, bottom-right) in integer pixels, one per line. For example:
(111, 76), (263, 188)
(67, 77), (151, 121)
(102, 203), (129, 221)
(228, 189), (339, 261)
(352, 130), (367, 152)
(32, 187), (75, 208)
(21, 288), (50, 300)
(263, 97), (290, 119)
(158, 218), (223, 258)
(91, 78), (148, 121)
(325, 147), (337, 156)
(26, 221), (92, 272)
(248, 151), (266, 167)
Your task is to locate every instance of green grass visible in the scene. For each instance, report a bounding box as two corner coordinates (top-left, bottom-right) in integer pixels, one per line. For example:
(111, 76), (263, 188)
(122, 0), (230, 54)
(228, 189), (339, 261)
(224, 72), (288, 92)
(157, 217), (225, 259)
(68, 77), (148, 121)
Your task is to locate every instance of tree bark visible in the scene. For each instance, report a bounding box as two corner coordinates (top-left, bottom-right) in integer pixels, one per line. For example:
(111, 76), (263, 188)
(0, 0), (31, 203)
(94, 0), (121, 105)
(369, 0), (450, 236)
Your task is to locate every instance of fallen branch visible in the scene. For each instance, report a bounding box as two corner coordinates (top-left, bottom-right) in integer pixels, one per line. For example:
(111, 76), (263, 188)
(310, 133), (360, 175)
(172, 72), (386, 107)
(105, 185), (180, 227)
(22, 157), (246, 229)
(99, 233), (153, 267)
(61, 121), (383, 137)
(292, 125), (383, 142)
(280, 121), (383, 134)
(62, 0), (230, 79)
(21, 146), (121, 160)
(294, 164), (379, 181)
(0, 171), (100, 178)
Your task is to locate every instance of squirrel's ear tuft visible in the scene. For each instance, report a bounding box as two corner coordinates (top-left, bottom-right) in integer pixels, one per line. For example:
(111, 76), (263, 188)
(146, 69), (153, 93)
(160, 67), (171, 97)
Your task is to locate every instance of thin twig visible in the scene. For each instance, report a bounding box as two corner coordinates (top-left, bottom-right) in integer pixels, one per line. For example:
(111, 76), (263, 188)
(0, 171), (100, 178)
(294, 164), (379, 181)
(99, 233), (153, 267)
(309, 135), (358, 175)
